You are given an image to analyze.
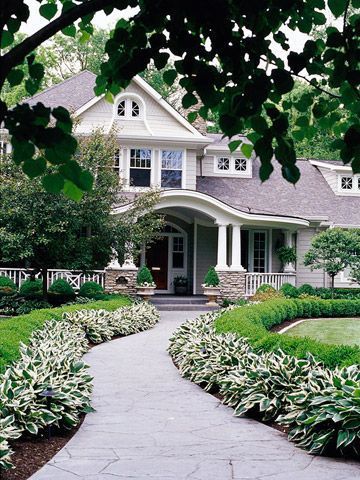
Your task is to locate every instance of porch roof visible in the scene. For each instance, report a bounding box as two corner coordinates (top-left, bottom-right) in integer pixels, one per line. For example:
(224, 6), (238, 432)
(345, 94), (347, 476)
(113, 189), (309, 228)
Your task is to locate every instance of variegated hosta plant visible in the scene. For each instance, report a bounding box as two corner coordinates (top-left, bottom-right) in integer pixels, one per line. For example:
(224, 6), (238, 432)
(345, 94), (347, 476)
(63, 302), (160, 343)
(220, 352), (320, 421)
(0, 320), (92, 436)
(168, 307), (360, 457)
(278, 365), (360, 456)
(0, 415), (22, 470)
(0, 301), (159, 470)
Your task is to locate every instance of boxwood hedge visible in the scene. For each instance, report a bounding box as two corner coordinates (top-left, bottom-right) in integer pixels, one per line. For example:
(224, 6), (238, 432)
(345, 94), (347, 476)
(215, 298), (360, 368)
(0, 295), (131, 373)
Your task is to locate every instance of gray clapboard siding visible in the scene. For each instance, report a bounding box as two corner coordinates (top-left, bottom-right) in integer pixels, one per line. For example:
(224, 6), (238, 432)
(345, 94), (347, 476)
(296, 227), (326, 287)
(318, 167), (338, 194)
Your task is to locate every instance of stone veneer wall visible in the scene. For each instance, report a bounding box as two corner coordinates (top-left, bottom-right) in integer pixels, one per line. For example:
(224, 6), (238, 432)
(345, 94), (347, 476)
(104, 268), (138, 296)
(217, 270), (246, 301)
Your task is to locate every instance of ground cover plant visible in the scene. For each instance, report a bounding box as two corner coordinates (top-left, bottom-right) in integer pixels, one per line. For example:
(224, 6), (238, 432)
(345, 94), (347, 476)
(0, 300), (159, 471)
(168, 303), (360, 458)
(284, 318), (360, 347)
(0, 295), (131, 373)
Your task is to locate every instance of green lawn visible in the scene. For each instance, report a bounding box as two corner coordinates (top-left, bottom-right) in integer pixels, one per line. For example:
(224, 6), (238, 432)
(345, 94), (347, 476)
(284, 318), (360, 346)
(0, 295), (131, 372)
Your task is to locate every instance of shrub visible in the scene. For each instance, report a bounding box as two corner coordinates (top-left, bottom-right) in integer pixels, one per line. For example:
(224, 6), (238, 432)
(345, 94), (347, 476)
(0, 276), (17, 297)
(255, 283), (275, 293)
(204, 266), (220, 287)
(136, 266), (155, 286)
(168, 307), (360, 458)
(298, 284), (316, 296)
(0, 295), (51, 316)
(0, 300), (157, 469)
(78, 281), (104, 299)
(280, 282), (298, 298)
(19, 279), (43, 299)
(48, 279), (75, 305)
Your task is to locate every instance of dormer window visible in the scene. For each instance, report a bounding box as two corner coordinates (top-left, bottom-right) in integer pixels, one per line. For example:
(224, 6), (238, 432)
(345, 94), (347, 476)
(131, 101), (140, 117)
(117, 100), (126, 117)
(217, 157), (230, 171)
(116, 97), (143, 119)
(214, 156), (251, 176)
(341, 176), (353, 190)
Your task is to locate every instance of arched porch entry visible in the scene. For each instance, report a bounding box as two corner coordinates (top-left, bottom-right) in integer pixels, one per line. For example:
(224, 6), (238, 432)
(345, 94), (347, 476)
(112, 190), (309, 297)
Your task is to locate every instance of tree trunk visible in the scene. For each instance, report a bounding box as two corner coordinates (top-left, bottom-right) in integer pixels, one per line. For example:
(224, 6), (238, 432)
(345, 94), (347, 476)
(331, 274), (335, 299)
(42, 267), (48, 299)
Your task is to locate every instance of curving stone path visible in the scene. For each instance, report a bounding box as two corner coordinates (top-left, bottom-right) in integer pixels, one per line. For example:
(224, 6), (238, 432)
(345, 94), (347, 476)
(30, 311), (359, 480)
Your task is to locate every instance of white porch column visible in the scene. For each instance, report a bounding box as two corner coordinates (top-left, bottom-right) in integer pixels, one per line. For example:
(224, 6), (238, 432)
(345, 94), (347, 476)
(215, 223), (229, 270)
(283, 230), (296, 273)
(230, 224), (246, 271)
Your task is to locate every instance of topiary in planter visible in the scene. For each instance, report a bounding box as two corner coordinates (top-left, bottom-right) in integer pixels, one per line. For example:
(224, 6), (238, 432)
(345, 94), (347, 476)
(48, 279), (75, 305)
(136, 266), (155, 286)
(204, 266), (220, 287)
(79, 281), (105, 299)
(0, 276), (17, 297)
(19, 279), (43, 299)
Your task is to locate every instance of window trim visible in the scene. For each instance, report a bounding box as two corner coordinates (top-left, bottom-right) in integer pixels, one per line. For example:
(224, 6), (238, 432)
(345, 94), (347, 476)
(160, 149), (184, 189)
(214, 155), (251, 176)
(338, 174), (360, 194)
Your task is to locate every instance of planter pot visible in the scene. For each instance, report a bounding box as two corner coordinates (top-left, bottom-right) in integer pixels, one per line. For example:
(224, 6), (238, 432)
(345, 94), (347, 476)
(174, 285), (187, 295)
(202, 286), (221, 306)
(136, 285), (156, 301)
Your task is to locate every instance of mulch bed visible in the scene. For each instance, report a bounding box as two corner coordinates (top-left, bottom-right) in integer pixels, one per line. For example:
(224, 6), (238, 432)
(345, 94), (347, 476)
(2, 417), (84, 480)
(271, 318), (302, 333)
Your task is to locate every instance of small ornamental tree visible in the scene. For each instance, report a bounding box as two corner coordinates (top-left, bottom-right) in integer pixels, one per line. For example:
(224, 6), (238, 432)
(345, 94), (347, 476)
(304, 228), (357, 297)
(136, 266), (155, 286)
(204, 267), (220, 287)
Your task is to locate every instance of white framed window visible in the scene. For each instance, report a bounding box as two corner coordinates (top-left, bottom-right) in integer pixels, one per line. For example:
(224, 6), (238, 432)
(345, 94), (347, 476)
(113, 149), (121, 175)
(338, 174), (360, 194)
(161, 150), (183, 188)
(341, 176), (353, 190)
(217, 157), (230, 171)
(172, 236), (184, 269)
(116, 97), (143, 119)
(129, 148), (152, 187)
(214, 156), (250, 175)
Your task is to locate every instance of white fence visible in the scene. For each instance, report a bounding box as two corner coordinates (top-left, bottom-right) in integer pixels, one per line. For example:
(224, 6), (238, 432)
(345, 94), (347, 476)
(245, 273), (296, 297)
(0, 268), (105, 290)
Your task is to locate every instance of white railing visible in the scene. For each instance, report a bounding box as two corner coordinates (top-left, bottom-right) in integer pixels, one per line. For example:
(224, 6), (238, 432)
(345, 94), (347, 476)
(245, 272), (296, 297)
(0, 268), (105, 290)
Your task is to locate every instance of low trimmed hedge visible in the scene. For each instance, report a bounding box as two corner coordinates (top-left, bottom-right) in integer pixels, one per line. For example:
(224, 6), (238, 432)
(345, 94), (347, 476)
(0, 295), (131, 373)
(215, 298), (360, 368)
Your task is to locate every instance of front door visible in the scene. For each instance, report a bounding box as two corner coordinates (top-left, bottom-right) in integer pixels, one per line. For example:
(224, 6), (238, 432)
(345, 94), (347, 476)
(146, 237), (168, 290)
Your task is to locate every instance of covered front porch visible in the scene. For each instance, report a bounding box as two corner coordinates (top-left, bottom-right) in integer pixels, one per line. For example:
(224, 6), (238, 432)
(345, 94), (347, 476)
(113, 190), (309, 299)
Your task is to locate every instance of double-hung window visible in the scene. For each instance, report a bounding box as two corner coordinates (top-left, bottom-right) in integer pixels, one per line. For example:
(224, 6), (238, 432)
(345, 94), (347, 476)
(130, 148), (152, 187)
(161, 150), (183, 188)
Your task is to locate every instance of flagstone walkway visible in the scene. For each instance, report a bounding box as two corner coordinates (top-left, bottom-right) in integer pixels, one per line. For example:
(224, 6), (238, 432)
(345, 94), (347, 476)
(30, 311), (359, 480)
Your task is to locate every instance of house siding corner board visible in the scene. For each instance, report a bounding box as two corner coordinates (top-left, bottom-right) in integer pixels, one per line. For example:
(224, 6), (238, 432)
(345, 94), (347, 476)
(196, 225), (217, 293)
(296, 227), (326, 287)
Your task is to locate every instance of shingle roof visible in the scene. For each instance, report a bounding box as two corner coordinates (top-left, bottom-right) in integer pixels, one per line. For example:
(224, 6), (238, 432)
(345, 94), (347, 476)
(25, 70), (97, 112)
(197, 159), (360, 225)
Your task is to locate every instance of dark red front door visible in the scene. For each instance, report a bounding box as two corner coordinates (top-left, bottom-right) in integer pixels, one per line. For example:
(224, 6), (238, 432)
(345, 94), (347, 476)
(146, 237), (168, 290)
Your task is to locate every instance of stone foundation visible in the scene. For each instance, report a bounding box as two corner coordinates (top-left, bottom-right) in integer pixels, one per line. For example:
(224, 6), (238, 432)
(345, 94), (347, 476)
(217, 270), (246, 301)
(104, 268), (138, 297)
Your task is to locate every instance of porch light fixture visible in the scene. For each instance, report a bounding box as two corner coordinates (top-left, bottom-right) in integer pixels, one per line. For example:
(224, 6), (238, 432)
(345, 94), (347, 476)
(39, 385), (57, 439)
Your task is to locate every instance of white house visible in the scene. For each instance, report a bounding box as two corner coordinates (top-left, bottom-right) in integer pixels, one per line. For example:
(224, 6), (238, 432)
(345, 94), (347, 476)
(16, 70), (360, 298)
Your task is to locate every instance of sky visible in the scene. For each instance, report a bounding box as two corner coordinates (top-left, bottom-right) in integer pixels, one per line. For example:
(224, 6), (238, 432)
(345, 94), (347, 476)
(22, 1), (337, 59)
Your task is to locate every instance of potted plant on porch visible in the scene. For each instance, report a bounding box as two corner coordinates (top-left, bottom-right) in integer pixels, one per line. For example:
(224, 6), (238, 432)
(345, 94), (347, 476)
(173, 276), (188, 295)
(202, 266), (221, 306)
(276, 246), (297, 272)
(136, 266), (156, 300)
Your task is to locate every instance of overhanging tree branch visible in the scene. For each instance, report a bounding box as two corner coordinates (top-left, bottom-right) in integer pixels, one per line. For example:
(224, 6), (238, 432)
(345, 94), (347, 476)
(0, 0), (118, 83)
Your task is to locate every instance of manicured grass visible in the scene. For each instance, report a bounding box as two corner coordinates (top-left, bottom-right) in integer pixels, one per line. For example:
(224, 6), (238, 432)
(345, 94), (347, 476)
(0, 295), (131, 373)
(215, 298), (360, 368)
(285, 318), (360, 346)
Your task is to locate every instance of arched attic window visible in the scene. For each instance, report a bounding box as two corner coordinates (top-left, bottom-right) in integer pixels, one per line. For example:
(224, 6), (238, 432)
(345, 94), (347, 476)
(116, 97), (143, 119)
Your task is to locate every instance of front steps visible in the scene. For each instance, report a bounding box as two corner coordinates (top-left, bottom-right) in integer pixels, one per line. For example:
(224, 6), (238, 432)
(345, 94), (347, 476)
(150, 295), (219, 311)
